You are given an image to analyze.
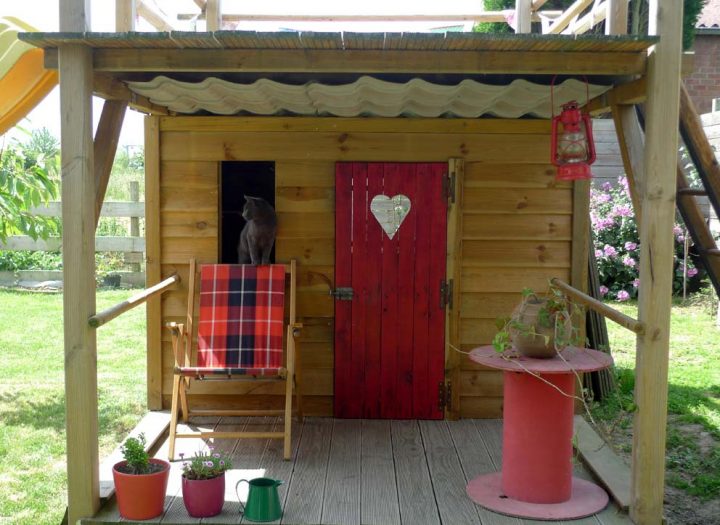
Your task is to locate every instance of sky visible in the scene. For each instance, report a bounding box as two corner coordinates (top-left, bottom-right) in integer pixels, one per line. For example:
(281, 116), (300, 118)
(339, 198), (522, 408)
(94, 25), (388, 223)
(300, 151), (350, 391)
(2, 0), (480, 146)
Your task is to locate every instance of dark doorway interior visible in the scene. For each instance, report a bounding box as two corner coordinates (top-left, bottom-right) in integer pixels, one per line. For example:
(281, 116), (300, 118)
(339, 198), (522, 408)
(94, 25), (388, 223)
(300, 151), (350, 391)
(220, 161), (276, 264)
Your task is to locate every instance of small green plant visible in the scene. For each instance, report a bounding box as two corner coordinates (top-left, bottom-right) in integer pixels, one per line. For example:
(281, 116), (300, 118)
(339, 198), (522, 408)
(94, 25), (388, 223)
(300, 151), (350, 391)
(492, 286), (581, 353)
(121, 433), (150, 475)
(181, 448), (233, 480)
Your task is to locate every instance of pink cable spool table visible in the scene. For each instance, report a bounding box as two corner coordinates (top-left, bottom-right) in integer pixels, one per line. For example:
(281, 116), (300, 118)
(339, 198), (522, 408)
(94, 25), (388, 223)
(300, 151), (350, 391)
(466, 346), (613, 521)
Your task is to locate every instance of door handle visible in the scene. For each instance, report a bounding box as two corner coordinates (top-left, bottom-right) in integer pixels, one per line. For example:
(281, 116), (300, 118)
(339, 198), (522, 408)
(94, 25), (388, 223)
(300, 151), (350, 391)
(330, 287), (354, 301)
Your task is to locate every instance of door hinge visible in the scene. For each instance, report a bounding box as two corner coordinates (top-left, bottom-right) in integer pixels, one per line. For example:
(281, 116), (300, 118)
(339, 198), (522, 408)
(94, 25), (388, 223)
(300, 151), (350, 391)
(330, 287), (354, 301)
(440, 279), (454, 310)
(438, 381), (453, 412)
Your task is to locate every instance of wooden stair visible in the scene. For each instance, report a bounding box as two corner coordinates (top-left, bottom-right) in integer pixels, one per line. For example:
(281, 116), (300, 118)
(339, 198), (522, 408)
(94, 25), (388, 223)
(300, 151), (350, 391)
(612, 83), (720, 297)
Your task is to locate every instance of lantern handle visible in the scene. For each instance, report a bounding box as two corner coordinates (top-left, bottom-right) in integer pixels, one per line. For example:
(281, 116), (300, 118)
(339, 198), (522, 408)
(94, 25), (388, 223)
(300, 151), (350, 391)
(550, 74), (590, 118)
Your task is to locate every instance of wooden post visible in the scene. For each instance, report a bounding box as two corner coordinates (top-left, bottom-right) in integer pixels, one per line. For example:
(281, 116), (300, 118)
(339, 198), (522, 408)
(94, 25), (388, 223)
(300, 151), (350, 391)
(129, 180), (141, 273)
(605, 0), (628, 35)
(59, 1), (98, 524)
(206, 0), (222, 31)
(632, 1), (683, 523)
(515, 0), (532, 33)
(115, 0), (136, 31)
(445, 159), (464, 419)
(145, 116), (163, 410)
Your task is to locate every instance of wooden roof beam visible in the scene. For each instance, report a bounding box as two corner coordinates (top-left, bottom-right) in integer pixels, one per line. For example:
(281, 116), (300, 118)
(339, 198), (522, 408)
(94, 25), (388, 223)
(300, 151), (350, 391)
(585, 77), (646, 115)
(43, 47), (647, 76)
(531, 0), (552, 10)
(93, 73), (168, 115)
(546, 0), (593, 34)
(569, 1), (608, 35)
(136, 0), (175, 31)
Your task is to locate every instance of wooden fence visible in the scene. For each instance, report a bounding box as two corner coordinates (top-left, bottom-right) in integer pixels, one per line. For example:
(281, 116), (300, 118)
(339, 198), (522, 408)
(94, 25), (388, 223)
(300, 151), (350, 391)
(0, 181), (145, 287)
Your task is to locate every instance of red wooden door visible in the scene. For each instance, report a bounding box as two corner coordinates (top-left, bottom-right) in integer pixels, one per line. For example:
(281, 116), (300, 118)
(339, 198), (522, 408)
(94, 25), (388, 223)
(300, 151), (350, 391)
(335, 162), (447, 419)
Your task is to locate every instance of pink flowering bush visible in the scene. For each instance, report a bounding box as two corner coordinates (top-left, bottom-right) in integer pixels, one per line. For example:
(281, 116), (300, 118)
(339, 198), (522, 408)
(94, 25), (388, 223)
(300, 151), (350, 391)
(591, 176), (702, 300)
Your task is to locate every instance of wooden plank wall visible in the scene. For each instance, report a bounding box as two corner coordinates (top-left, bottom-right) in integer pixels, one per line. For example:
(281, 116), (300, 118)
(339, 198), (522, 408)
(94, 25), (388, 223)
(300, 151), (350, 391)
(150, 117), (574, 418)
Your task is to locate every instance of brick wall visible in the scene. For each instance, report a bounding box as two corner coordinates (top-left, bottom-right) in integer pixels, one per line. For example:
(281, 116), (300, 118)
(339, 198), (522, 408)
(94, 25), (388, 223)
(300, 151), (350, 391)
(685, 34), (720, 114)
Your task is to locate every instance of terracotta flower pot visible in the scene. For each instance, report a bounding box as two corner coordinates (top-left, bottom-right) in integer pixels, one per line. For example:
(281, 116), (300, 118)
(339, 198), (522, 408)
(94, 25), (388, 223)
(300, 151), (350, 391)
(508, 296), (573, 359)
(182, 473), (225, 518)
(112, 458), (170, 520)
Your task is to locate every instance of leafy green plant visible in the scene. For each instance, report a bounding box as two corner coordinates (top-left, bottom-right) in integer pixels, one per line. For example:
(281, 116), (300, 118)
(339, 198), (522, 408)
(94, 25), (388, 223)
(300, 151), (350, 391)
(493, 286), (581, 353)
(181, 448), (233, 480)
(120, 433), (150, 475)
(0, 133), (60, 243)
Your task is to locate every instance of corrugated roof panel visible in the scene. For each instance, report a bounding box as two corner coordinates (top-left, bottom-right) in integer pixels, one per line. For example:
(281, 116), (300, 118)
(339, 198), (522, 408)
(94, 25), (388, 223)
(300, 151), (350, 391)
(126, 75), (609, 119)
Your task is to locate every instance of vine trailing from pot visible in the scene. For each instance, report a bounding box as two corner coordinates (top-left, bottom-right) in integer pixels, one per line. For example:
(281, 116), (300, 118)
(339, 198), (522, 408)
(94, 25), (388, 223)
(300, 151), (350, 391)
(492, 286), (583, 358)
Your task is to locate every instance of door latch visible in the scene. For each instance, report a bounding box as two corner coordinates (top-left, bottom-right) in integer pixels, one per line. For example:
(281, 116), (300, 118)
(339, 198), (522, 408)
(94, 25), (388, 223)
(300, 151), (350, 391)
(330, 287), (354, 301)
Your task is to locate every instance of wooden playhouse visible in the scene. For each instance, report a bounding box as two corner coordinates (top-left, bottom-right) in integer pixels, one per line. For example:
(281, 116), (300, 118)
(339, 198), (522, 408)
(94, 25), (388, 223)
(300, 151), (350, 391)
(19, 1), (690, 523)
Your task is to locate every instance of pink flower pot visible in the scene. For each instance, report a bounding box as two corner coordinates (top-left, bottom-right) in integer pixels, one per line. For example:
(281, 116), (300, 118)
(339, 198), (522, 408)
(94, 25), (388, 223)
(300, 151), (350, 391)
(182, 473), (225, 518)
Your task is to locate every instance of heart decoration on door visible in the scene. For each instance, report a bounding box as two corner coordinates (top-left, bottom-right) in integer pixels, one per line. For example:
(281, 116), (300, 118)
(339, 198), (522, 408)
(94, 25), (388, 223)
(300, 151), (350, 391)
(370, 194), (412, 240)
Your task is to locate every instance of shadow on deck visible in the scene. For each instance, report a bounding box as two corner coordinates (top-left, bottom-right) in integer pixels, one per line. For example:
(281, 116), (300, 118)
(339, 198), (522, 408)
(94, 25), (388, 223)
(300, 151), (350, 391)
(85, 416), (632, 525)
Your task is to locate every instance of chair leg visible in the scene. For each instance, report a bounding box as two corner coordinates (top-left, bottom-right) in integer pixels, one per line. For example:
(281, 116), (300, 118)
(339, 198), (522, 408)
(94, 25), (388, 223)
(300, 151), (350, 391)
(179, 378), (190, 423)
(168, 374), (181, 461)
(283, 375), (293, 460)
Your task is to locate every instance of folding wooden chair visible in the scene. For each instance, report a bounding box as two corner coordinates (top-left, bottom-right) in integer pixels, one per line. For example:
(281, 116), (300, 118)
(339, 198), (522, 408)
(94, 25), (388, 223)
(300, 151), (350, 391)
(166, 259), (302, 460)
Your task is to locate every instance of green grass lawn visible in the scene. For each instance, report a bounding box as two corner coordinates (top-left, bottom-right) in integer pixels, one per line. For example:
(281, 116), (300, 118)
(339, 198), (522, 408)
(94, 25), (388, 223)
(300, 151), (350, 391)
(592, 299), (720, 503)
(0, 289), (146, 525)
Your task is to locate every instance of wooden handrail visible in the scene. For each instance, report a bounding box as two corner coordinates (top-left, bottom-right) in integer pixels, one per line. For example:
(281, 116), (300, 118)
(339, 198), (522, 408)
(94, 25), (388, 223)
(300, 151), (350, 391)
(550, 278), (645, 335)
(89, 274), (180, 328)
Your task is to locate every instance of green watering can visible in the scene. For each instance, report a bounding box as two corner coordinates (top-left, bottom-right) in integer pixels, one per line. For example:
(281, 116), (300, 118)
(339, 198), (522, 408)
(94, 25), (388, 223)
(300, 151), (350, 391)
(236, 477), (284, 522)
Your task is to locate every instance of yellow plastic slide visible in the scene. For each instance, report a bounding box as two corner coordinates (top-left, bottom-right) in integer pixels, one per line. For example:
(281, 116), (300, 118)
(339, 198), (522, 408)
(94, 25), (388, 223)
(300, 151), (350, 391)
(0, 17), (57, 135)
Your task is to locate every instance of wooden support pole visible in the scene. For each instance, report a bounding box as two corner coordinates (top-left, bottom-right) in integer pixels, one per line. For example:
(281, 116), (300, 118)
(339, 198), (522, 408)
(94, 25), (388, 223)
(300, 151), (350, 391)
(632, 1), (683, 523)
(611, 104), (645, 228)
(605, 0), (628, 35)
(89, 274), (179, 328)
(551, 278), (645, 334)
(547, 0), (592, 34)
(93, 99), (127, 227)
(115, 0), (136, 31)
(446, 158), (464, 420)
(59, 1), (98, 524)
(136, 0), (175, 31)
(515, 0), (532, 33)
(206, 0), (222, 31)
(145, 116), (163, 410)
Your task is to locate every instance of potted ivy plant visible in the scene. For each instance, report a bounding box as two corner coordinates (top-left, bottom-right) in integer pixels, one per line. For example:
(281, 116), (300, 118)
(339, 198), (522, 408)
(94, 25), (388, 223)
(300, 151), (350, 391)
(493, 286), (581, 358)
(112, 433), (170, 520)
(180, 448), (233, 518)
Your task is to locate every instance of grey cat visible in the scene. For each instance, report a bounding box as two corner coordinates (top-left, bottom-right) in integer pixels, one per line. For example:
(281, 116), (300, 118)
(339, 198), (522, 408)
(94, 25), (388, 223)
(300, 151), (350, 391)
(237, 195), (277, 265)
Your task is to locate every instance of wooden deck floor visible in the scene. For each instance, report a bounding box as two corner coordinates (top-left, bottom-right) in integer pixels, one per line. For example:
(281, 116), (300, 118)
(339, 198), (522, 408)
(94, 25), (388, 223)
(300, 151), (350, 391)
(88, 417), (631, 525)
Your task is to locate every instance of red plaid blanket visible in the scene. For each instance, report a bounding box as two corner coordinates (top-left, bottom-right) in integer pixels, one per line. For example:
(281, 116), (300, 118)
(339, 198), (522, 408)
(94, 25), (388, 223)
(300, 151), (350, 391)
(195, 264), (286, 371)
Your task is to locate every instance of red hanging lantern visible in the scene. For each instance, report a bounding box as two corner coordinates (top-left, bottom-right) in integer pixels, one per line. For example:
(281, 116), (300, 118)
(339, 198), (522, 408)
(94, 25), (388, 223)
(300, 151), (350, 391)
(550, 80), (596, 181)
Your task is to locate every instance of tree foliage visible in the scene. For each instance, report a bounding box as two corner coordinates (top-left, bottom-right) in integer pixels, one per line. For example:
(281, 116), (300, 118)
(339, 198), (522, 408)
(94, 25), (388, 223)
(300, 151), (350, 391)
(0, 129), (61, 243)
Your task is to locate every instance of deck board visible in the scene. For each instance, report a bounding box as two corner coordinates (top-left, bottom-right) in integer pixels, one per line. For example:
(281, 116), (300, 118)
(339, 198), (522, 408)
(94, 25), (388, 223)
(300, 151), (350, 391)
(281, 418), (333, 524)
(420, 420), (482, 525)
(448, 419), (520, 525)
(322, 419), (361, 525)
(360, 420), (400, 525)
(391, 420), (440, 525)
(85, 417), (631, 525)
